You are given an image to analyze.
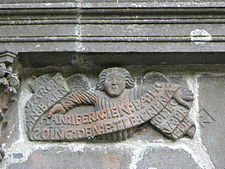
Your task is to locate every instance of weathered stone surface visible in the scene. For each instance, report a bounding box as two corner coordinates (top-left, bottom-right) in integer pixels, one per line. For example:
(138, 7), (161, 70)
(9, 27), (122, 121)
(136, 147), (201, 169)
(198, 74), (225, 169)
(0, 99), (20, 148)
(0, 51), (20, 163)
(8, 147), (131, 169)
(6, 145), (202, 169)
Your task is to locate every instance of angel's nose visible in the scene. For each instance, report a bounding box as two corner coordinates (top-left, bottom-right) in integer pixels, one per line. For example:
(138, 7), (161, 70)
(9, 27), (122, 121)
(111, 78), (117, 85)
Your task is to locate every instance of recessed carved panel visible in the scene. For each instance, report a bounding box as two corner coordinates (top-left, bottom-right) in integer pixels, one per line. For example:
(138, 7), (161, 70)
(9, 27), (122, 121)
(25, 67), (195, 141)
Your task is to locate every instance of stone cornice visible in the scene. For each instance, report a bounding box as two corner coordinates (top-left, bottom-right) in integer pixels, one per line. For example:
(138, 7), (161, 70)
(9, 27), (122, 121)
(0, 2), (225, 53)
(0, 2), (225, 15)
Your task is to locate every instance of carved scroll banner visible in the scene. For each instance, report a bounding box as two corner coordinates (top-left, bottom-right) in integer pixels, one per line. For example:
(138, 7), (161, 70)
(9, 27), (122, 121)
(26, 81), (194, 141)
(25, 68), (196, 142)
(25, 73), (70, 140)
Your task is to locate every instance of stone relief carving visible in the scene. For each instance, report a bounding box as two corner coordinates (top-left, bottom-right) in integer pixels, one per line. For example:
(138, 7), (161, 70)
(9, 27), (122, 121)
(25, 67), (196, 142)
(0, 52), (20, 162)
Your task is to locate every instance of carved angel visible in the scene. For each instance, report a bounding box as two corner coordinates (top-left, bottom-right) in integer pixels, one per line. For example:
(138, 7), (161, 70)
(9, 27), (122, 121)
(47, 67), (195, 141)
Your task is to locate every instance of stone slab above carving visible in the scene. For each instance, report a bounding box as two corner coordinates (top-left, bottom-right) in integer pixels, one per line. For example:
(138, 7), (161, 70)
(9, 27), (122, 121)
(1, 1), (225, 54)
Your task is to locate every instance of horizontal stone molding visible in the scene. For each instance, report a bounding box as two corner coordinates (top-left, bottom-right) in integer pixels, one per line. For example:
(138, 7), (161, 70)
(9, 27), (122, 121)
(1, 19), (225, 25)
(0, 36), (219, 42)
(0, 2), (225, 8)
(0, 2), (224, 53)
(0, 2), (225, 15)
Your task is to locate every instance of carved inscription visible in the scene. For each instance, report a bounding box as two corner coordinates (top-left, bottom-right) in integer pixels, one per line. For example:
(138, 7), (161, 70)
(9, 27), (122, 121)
(25, 68), (196, 141)
(25, 73), (70, 139)
(31, 86), (171, 140)
(198, 108), (216, 128)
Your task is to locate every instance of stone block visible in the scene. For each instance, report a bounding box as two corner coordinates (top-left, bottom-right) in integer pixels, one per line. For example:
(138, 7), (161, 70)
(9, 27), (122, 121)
(136, 147), (201, 169)
(198, 73), (225, 169)
(8, 146), (131, 169)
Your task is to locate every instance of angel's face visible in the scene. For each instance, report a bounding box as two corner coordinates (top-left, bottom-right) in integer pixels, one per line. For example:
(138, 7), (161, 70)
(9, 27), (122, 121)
(104, 73), (126, 97)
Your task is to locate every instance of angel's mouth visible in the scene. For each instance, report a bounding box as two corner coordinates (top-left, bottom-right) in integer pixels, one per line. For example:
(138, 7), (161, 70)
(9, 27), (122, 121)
(111, 86), (118, 90)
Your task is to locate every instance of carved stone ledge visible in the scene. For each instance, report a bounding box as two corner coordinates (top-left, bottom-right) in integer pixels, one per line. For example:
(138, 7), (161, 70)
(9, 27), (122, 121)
(0, 51), (20, 162)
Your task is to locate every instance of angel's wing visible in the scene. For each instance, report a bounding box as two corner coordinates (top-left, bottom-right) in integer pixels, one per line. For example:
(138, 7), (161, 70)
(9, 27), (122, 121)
(143, 71), (169, 85)
(66, 74), (90, 92)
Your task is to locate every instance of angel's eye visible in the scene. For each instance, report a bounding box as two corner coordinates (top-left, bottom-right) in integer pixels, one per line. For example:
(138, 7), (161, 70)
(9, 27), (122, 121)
(107, 78), (113, 83)
(116, 78), (122, 82)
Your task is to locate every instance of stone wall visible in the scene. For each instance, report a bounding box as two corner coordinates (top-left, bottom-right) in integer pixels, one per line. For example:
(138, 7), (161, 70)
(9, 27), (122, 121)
(0, 1), (225, 169)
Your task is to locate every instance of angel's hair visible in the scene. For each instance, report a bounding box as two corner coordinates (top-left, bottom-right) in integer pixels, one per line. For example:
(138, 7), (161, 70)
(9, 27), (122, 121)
(96, 67), (134, 91)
